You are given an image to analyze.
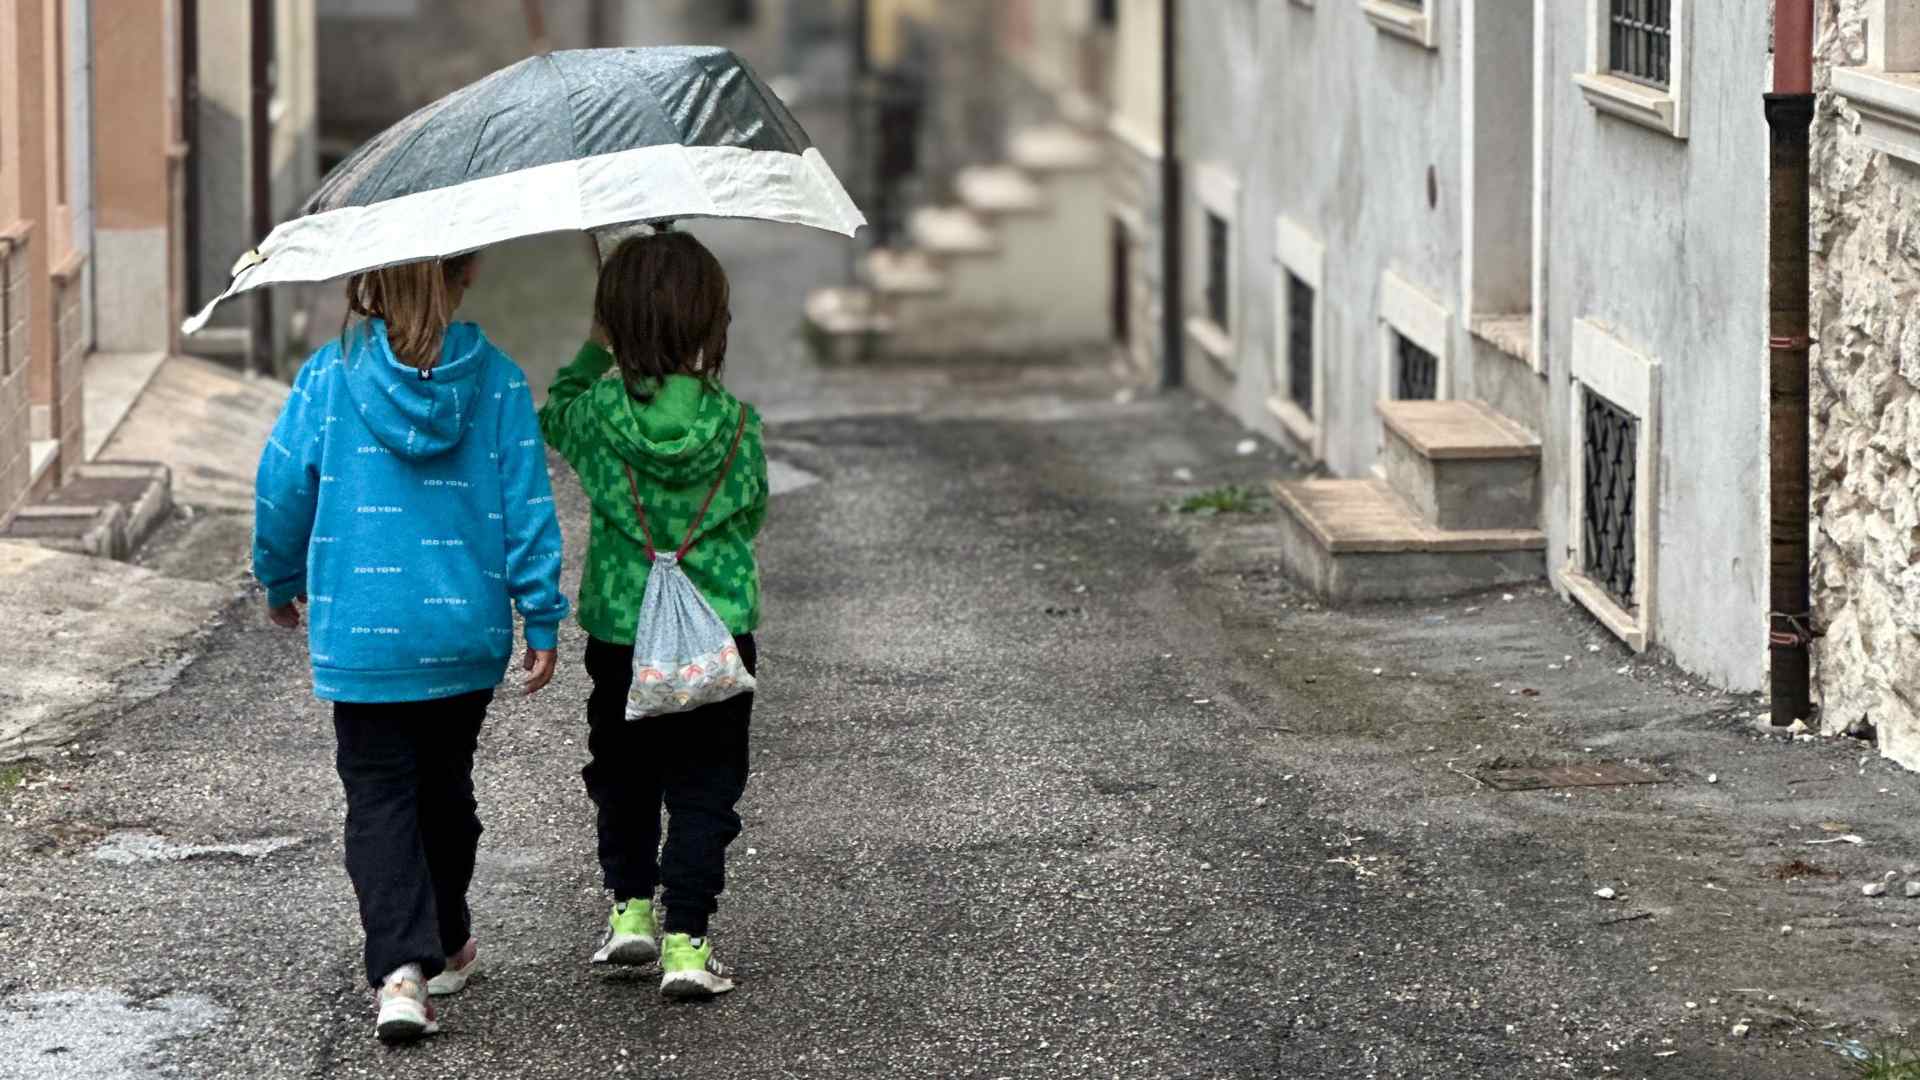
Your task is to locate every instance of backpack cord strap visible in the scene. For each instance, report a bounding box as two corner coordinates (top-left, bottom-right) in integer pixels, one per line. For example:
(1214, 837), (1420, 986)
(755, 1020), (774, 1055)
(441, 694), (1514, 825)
(621, 404), (749, 563)
(676, 405), (749, 559)
(624, 464), (659, 561)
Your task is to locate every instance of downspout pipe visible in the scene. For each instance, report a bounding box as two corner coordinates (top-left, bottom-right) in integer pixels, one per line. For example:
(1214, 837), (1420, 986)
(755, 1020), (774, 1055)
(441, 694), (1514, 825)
(247, 0), (273, 378)
(1159, 0), (1182, 390)
(1767, 0), (1815, 725)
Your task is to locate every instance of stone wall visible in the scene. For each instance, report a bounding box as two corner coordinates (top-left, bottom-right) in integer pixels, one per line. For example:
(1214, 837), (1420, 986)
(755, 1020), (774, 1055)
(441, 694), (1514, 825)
(0, 244), (30, 523)
(1810, 0), (1920, 765)
(53, 268), (84, 478)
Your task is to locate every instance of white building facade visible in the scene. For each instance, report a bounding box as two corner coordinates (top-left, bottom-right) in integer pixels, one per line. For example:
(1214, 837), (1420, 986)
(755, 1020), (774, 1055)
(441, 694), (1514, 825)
(1175, 0), (1774, 692)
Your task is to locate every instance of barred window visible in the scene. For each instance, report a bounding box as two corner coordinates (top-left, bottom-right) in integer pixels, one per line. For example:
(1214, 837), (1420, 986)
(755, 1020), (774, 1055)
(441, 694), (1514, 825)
(1608, 0), (1671, 89)
(1395, 333), (1438, 400)
(1286, 273), (1314, 416)
(1582, 389), (1639, 610)
(1205, 211), (1230, 332)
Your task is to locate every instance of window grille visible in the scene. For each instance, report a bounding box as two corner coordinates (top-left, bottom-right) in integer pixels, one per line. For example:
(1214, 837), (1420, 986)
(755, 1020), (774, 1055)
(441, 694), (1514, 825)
(1286, 272), (1314, 416)
(1582, 389), (1638, 610)
(1205, 212), (1230, 332)
(0, 254), (9, 377)
(1609, 0), (1671, 88)
(1395, 334), (1438, 400)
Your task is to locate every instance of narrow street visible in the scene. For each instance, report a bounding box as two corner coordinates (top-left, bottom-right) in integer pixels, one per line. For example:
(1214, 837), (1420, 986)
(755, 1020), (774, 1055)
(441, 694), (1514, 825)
(5, 6), (1920, 1080)
(4, 202), (1920, 1077)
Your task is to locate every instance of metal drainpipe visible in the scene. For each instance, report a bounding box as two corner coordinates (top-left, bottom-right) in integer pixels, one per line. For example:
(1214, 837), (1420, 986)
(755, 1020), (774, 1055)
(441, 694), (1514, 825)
(247, 0), (273, 379)
(1767, 0), (1815, 726)
(1159, 0), (1182, 390)
(181, 0), (200, 314)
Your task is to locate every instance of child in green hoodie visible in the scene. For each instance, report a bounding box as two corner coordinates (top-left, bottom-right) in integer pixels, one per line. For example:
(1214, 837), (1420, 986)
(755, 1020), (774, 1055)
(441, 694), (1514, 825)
(539, 230), (768, 999)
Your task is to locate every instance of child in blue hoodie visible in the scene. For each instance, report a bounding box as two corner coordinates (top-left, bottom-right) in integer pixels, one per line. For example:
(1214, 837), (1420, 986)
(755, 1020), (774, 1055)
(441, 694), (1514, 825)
(253, 253), (568, 1044)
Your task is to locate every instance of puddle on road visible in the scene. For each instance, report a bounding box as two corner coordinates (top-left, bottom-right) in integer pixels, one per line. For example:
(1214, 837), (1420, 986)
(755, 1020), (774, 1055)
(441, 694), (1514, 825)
(89, 830), (303, 865)
(767, 458), (821, 495)
(0, 990), (224, 1080)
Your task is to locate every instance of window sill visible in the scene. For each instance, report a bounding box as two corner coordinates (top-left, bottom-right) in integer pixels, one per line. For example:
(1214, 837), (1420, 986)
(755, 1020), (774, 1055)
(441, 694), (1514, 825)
(1562, 568), (1648, 652)
(0, 218), (34, 257)
(1107, 114), (1164, 162)
(1265, 395), (1319, 451)
(1186, 316), (1236, 375)
(29, 439), (59, 487)
(1833, 67), (1920, 168)
(1573, 73), (1686, 140)
(1361, 0), (1435, 50)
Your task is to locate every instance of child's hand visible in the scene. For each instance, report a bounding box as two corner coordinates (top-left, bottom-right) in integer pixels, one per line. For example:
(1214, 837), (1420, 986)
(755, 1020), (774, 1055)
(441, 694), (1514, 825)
(523, 647), (557, 696)
(267, 595), (305, 629)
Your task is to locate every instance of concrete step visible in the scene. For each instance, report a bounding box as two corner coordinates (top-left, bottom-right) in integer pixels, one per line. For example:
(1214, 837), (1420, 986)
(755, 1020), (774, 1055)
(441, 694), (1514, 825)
(0, 461), (173, 560)
(1009, 124), (1105, 175)
(1378, 399), (1540, 531)
(909, 206), (998, 259)
(956, 165), (1046, 220)
(863, 247), (947, 297)
(802, 286), (895, 363)
(1272, 477), (1546, 603)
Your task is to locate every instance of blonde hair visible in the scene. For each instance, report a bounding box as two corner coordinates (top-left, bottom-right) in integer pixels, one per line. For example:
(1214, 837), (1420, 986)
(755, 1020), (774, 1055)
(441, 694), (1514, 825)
(343, 254), (475, 370)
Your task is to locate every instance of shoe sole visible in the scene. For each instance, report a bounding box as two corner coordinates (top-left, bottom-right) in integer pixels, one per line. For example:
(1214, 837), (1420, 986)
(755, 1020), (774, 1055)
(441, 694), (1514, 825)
(592, 934), (659, 967)
(660, 969), (735, 1000)
(375, 1001), (439, 1043)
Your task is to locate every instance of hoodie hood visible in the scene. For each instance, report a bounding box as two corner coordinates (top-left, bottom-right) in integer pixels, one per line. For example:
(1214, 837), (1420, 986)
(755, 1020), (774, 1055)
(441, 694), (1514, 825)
(588, 373), (743, 486)
(343, 319), (492, 460)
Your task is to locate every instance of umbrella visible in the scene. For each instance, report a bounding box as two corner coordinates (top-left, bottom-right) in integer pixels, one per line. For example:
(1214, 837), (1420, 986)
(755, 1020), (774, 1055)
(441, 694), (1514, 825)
(182, 45), (863, 334)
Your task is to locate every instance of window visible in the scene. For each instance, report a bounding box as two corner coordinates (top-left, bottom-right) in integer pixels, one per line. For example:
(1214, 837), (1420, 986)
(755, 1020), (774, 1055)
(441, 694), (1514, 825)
(1377, 269), (1452, 403)
(1186, 163), (1239, 370)
(1575, 0), (1688, 139)
(1094, 0), (1117, 30)
(1286, 275), (1314, 413)
(1607, 0), (1670, 88)
(1582, 389), (1638, 610)
(1205, 212), (1229, 332)
(1832, 3), (1920, 167)
(1395, 335), (1439, 400)
(1269, 215), (1325, 455)
(1565, 317), (1662, 651)
(1111, 216), (1131, 345)
(0, 253), (9, 377)
(1362, 0), (1437, 50)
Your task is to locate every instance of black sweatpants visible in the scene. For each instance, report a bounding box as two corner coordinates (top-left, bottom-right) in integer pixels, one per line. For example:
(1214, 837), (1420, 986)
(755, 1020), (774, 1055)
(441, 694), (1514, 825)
(582, 634), (755, 937)
(332, 689), (491, 987)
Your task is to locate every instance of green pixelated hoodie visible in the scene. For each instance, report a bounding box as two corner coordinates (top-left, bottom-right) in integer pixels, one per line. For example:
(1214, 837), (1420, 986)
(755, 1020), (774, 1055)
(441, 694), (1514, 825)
(539, 342), (767, 644)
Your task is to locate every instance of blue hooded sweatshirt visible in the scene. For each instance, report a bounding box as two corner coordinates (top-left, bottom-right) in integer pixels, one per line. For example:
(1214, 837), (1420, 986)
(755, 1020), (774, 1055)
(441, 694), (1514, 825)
(253, 319), (569, 703)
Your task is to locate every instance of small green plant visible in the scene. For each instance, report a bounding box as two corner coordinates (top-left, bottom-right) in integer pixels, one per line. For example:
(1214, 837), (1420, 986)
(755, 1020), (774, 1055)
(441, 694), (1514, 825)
(0, 762), (28, 800)
(1849, 1043), (1920, 1079)
(1172, 485), (1270, 517)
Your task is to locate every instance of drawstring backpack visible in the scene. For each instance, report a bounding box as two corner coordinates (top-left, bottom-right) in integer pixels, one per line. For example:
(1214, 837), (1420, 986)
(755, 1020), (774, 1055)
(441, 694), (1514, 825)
(621, 404), (757, 719)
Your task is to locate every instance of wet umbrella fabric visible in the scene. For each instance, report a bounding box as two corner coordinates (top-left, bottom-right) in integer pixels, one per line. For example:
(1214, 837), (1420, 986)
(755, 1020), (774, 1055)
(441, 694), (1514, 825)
(183, 46), (862, 334)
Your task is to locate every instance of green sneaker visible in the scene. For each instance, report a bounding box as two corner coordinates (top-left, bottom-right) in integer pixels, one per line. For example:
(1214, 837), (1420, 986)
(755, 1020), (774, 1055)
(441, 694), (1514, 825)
(659, 933), (735, 999)
(590, 898), (658, 966)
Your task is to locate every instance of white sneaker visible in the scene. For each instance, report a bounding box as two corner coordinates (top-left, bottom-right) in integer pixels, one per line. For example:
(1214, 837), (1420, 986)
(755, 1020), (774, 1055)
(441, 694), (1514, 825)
(375, 977), (439, 1043)
(591, 898), (660, 966)
(427, 937), (478, 997)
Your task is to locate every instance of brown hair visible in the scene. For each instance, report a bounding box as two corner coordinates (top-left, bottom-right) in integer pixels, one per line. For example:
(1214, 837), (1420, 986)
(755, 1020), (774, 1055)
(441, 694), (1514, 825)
(343, 254), (477, 370)
(594, 231), (731, 401)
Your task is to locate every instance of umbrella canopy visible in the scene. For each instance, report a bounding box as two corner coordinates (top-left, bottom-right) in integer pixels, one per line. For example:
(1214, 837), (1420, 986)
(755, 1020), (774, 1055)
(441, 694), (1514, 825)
(183, 46), (862, 334)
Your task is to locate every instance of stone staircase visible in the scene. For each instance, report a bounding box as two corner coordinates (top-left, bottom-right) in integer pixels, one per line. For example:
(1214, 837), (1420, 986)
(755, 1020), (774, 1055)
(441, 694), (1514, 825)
(1272, 400), (1547, 602)
(805, 123), (1109, 361)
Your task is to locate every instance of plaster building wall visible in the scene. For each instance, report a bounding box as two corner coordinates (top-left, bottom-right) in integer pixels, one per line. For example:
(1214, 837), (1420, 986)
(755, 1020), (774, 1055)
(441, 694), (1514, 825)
(1178, 0), (1468, 474)
(1537, 2), (1771, 692)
